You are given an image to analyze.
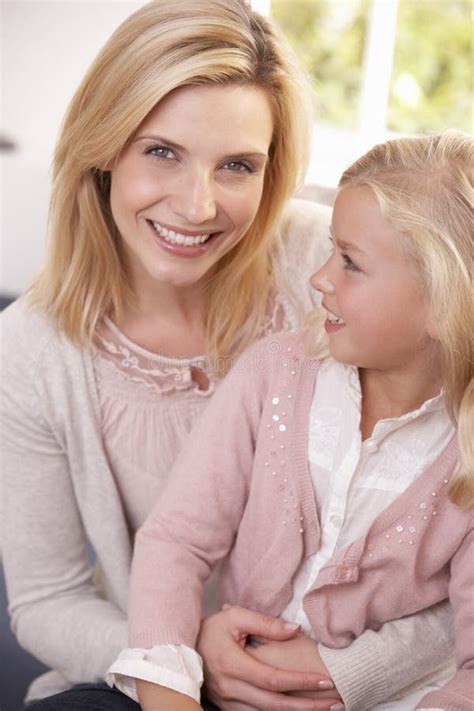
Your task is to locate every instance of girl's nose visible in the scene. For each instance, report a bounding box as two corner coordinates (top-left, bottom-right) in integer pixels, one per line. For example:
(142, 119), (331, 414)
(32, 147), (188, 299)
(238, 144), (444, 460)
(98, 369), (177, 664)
(172, 169), (217, 225)
(310, 260), (335, 295)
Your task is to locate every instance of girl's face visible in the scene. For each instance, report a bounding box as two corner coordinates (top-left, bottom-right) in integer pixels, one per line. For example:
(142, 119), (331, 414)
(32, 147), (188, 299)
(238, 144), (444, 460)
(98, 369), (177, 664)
(109, 84), (273, 295)
(311, 185), (436, 375)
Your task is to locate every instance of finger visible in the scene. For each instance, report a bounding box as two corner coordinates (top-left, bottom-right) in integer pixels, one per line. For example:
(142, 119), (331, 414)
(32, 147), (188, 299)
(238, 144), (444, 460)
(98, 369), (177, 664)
(218, 701), (257, 711)
(221, 700), (343, 711)
(213, 679), (340, 711)
(287, 689), (343, 701)
(225, 605), (301, 642)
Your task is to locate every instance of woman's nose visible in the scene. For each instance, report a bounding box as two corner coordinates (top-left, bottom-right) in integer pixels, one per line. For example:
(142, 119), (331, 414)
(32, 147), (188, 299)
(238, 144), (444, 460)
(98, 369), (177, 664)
(310, 259), (335, 295)
(172, 169), (217, 225)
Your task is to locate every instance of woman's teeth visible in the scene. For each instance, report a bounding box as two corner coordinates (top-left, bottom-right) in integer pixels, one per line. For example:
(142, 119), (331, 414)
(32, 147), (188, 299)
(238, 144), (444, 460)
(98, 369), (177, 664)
(152, 221), (212, 246)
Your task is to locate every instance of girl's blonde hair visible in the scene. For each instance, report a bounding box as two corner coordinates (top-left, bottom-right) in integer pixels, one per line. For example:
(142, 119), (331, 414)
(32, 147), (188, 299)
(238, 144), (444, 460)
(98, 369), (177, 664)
(29, 0), (312, 365)
(339, 131), (473, 508)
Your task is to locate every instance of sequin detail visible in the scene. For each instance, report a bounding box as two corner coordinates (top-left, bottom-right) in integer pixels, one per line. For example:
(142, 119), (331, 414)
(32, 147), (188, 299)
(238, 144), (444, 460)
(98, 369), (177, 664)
(267, 355), (301, 529)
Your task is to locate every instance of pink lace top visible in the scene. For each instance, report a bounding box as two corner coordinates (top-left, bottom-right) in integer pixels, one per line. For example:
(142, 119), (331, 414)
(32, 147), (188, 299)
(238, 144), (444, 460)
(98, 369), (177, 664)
(91, 303), (289, 534)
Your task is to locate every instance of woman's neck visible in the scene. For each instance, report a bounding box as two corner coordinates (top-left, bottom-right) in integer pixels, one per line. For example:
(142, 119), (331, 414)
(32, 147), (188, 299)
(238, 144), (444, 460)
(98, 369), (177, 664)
(114, 282), (208, 359)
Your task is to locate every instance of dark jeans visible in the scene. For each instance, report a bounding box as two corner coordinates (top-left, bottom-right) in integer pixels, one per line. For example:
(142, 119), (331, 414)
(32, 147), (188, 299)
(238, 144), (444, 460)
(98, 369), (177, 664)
(26, 682), (220, 710)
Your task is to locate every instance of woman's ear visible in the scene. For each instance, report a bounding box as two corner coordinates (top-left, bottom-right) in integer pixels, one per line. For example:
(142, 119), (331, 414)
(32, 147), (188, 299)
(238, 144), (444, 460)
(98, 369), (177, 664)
(97, 158), (114, 172)
(93, 168), (111, 191)
(96, 149), (121, 172)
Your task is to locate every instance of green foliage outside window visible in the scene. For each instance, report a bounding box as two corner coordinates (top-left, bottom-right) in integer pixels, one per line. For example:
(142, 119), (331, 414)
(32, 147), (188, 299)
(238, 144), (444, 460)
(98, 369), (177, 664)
(271, 0), (368, 128)
(389, 1), (471, 133)
(271, 0), (472, 134)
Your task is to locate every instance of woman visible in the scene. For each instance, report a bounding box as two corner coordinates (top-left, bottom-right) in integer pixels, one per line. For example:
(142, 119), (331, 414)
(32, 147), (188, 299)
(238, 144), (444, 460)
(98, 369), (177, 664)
(1, 1), (452, 710)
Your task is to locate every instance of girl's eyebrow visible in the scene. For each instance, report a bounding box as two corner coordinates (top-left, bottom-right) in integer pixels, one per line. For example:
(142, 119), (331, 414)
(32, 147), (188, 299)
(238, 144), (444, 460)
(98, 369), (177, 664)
(329, 227), (367, 255)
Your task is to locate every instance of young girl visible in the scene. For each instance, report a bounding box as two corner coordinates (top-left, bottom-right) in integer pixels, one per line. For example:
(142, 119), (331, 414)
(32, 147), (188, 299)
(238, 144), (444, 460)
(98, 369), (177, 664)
(110, 129), (473, 711)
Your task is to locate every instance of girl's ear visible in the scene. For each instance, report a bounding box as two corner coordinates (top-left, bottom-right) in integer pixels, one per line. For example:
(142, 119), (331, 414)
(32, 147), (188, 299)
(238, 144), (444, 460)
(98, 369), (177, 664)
(426, 312), (439, 341)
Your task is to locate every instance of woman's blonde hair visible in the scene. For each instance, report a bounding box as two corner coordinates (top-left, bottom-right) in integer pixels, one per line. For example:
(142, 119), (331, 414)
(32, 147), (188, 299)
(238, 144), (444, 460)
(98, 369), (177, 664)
(29, 0), (312, 365)
(339, 131), (473, 508)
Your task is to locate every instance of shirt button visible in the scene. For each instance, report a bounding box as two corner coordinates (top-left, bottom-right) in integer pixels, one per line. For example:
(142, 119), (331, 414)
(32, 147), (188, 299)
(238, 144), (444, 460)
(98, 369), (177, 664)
(364, 440), (378, 454)
(330, 514), (343, 528)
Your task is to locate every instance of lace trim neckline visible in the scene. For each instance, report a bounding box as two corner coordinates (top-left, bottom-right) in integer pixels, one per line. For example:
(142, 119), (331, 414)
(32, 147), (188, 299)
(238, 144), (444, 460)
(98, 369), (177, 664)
(91, 296), (288, 397)
(91, 318), (215, 397)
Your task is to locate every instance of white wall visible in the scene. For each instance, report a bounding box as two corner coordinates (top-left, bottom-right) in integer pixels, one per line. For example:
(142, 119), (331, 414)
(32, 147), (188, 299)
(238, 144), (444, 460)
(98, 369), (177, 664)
(1, 0), (146, 294)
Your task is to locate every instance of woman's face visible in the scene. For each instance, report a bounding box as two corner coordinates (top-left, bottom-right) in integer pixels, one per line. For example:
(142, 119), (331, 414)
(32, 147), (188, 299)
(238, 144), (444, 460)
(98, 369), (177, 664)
(109, 83), (274, 294)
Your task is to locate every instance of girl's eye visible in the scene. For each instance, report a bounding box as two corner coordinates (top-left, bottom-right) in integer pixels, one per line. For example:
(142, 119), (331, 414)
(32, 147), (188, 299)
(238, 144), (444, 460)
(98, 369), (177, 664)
(342, 253), (359, 272)
(222, 160), (253, 173)
(145, 145), (175, 160)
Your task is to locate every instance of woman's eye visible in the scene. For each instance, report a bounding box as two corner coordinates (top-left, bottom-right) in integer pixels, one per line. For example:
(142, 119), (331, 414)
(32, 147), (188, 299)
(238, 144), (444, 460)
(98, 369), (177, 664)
(146, 145), (175, 160)
(223, 160), (253, 173)
(342, 253), (359, 272)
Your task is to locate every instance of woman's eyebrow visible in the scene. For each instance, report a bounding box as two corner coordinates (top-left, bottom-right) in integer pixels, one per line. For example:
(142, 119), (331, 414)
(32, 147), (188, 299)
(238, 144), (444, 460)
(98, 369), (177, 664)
(134, 134), (185, 151)
(221, 150), (269, 161)
(134, 134), (269, 160)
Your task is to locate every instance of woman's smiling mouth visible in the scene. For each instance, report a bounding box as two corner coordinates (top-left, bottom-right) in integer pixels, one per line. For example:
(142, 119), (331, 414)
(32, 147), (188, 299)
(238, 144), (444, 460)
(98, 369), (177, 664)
(151, 220), (214, 246)
(147, 219), (223, 255)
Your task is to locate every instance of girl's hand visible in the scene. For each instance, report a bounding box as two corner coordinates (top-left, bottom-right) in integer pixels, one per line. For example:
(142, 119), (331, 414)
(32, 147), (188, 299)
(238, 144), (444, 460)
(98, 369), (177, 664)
(136, 679), (202, 711)
(197, 605), (338, 711)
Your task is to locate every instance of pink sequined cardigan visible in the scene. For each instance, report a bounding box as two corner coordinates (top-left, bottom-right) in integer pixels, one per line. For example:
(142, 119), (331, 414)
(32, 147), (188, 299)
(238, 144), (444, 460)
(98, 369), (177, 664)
(129, 331), (473, 711)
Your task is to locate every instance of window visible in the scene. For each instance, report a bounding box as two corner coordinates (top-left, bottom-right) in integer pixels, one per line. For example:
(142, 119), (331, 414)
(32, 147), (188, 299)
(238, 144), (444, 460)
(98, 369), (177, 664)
(268, 0), (471, 187)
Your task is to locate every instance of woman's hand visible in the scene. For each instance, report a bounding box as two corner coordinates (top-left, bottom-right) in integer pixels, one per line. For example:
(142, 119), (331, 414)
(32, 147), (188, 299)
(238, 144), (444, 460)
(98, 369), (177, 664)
(246, 634), (343, 700)
(197, 605), (340, 711)
(136, 679), (202, 711)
